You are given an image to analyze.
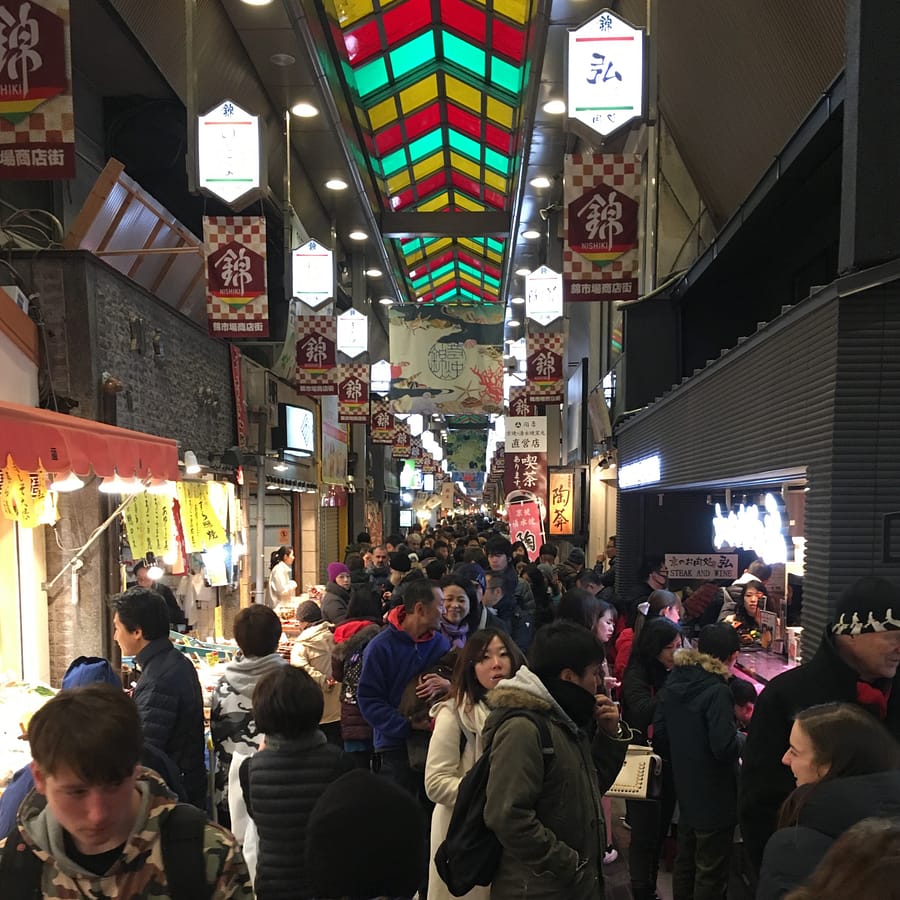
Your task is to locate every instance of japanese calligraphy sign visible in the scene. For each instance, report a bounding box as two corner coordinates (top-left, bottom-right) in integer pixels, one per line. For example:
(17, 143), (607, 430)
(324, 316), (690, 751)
(664, 553), (738, 581)
(526, 332), (565, 405)
(337, 364), (369, 423)
(197, 99), (262, 207)
(0, 0), (74, 180)
(176, 481), (227, 553)
(295, 316), (336, 396)
(392, 420), (411, 459)
(508, 386), (536, 418)
(505, 491), (544, 562)
(388, 304), (504, 415)
(0, 456), (55, 527)
(568, 9), (644, 137)
(564, 154), (641, 302)
(504, 419), (548, 514)
(203, 217), (269, 338)
(525, 266), (564, 326)
(123, 492), (175, 558)
(505, 417), (547, 454)
(292, 239), (334, 309)
(337, 307), (368, 358)
(441, 480), (454, 509)
(370, 397), (394, 445)
(548, 470), (575, 537)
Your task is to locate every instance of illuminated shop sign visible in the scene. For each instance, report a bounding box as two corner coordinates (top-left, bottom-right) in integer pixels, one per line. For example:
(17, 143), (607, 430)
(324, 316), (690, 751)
(618, 453), (661, 489)
(712, 492), (788, 564)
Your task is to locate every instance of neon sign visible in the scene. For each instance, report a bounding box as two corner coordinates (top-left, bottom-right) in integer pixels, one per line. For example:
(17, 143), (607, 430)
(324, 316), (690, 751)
(712, 492), (787, 564)
(618, 453), (661, 489)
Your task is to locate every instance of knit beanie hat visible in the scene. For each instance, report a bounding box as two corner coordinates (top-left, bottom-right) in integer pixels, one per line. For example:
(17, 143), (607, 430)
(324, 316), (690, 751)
(390, 551), (412, 573)
(568, 547), (586, 565)
(296, 600), (323, 624)
(306, 769), (427, 897)
(831, 576), (900, 635)
(327, 562), (349, 582)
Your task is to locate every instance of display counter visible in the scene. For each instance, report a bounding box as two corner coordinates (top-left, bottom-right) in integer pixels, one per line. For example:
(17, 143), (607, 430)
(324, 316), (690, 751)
(734, 650), (797, 692)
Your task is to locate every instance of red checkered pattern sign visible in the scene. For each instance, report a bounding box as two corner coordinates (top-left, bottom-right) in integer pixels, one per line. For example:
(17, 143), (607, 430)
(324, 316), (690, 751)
(526, 331), (565, 405)
(203, 216), (269, 338)
(508, 386), (536, 417)
(563, 154), (641, 302)
(371, 398), (394, 444)
(295, 316), (336, 396)
(337, 364), (369, 423)
(392, 421), (411, 459)
(0, 1), (75, 180)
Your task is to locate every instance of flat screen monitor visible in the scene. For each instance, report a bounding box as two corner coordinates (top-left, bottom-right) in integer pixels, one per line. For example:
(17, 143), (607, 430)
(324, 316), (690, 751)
(422, 472), (435, 493)
(276, 403), (315, 457)
(399, 509), (413, 528)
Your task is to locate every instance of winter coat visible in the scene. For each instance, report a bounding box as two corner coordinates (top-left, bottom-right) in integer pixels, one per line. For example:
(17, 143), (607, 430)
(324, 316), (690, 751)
(620, 653), (670, 749)
(210, 652), (288, 811)
(357, 607), (450, 751)
(653, 649), (740, 831)
(332, 620), (382, 741)
(757, 770), (900, 900)
(267, 560), (296, 608)
(0, 767), (251, 899)
(739, 631), (900, 867)
(242, 730), (351, 900)
(290, 621), (341, 725)
(133, 637), (207, 808)
(613, 627), (635, 681)
(424, 698), (491, 900)
(481, 667), (630, 900)
(321, 580), (351, 624)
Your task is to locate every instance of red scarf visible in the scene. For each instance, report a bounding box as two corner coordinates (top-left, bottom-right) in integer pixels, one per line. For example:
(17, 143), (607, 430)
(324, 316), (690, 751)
(856, 680), (891, 721)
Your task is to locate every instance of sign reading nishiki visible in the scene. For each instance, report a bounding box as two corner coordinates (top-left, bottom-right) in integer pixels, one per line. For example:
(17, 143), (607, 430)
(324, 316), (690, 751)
(525, 333), (565, 405)
(370, 398), (394, 445)
(337, 364), (369, 423)
(295, 316), (336, 396)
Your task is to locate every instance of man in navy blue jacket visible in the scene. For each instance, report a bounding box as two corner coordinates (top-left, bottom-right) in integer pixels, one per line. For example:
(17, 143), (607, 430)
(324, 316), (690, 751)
(358, 579), (449, 799)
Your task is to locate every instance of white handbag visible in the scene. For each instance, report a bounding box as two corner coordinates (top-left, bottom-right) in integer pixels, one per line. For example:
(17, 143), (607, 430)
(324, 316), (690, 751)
(606, 744), (663, 800)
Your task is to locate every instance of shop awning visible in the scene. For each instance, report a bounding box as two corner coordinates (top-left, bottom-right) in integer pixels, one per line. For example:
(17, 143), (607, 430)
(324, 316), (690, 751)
(0, 401), (180, 481)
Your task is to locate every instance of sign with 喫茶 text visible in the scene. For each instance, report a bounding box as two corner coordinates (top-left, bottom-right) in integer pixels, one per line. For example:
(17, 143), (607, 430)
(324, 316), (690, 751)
(664, 553), (738, 581)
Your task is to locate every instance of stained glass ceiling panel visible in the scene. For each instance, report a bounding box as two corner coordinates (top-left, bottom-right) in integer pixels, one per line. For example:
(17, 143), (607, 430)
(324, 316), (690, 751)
(323, 0), (538, 305)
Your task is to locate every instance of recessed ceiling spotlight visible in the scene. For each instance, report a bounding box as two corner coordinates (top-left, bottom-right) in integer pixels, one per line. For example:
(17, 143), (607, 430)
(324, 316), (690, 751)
(543, 99), (566, 115)
(242, 0), (273, 5)
(522, 229), (541, 240)
(530, 175), (552, 189)
(291, 101), (319, 118)
(365, 267), (383, 277)
(507, 318), (521, 327)
(379, 296), (394, 305)
(325, 178), (348, 190)
(511, 295), (525, 305)
(515, 266), (531, 277)
(349, 230), (368, 241)
(270, 53), (296, 66)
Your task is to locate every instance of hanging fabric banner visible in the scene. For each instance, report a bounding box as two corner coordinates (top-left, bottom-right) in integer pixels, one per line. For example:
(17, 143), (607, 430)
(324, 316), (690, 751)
(563, 153), (641, 302)
(230, 345), (249, 449)
(0, 0), (75, 180)
(548, 469), (576, 537)
(123, 492), (175, 558)
(388, 304), (504, 415)
(508, 386), (536, 417)
(392, 420), (411, 459)
(203, 216), (269, 338)
(504, 417), (548, 519)
(526, 331), (565, 405)
(295, 316), (337, 396)
(370, 398), (394, 445)
(408, 435), (423, 461)
(337, 364), (369, 423)
(445, 430), (488, 477)
(176, 482), (227, 553)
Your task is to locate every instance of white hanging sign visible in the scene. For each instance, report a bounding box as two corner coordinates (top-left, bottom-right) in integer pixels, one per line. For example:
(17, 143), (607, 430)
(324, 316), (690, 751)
(197, 100), (262, 207)
(292, 239), (334, 309)
(525, 265), (564, 326)
(712, 493), (788, 565)
(337, 307), (369, 358)
(370, 358), (392, 395)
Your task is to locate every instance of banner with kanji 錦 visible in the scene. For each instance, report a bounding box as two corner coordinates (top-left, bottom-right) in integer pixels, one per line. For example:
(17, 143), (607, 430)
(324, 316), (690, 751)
(295, 316), (336, 396)
(392, 420), (411, 459)
(508, 385), (536, 417)
(370, 398), (394, 445)
(203, 216), (269, 338)
(389, 304), (504, 415)
(526, 332), (565, 405)
(564, 153), (641, 302)
(337, 364), (369, 423)
(0, 0), (75, 180)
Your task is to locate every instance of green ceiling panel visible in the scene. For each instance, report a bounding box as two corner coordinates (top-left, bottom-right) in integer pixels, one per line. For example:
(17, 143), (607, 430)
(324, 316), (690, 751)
(390, 31), (436, 79)
(443, 33), (486, 78)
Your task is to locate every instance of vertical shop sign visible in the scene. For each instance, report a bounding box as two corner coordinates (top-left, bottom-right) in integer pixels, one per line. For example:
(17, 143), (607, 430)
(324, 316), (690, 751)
(197, 99), (262, 207)
(392, 420), (411, 459)
(176, 482), (227, 553)
(204, 217), (269, 338)
(321, 396), (348, 486)
(526, 332), (565, 405)
(441, 480), (454, 509)
(370, 398), (394, 445)
(508, 386), (536, 417)
(564, 153), (641, 302)
(525, 266), (564, 326)
(292, 239), (333, 309)
(504, 417), (548, 516)
(0, 0), (75, 180)
(548, 469), (575, 536)
(408, 435), (423, 461)
(337, 364), (369, 423)
(505, 492), (544, 561)
(295, 316), (337, 396)
(123, 492), (175, 558)
(337, 308), (368, 358)
(230, 345), (249, 449)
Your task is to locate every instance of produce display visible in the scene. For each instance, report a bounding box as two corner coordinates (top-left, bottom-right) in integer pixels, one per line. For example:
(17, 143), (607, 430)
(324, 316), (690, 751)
(0, 680), (55, 791)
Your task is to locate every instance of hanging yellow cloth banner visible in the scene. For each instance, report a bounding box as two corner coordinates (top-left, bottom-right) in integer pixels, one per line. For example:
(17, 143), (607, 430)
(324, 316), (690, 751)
(177, 481), (227, 552)
(123, 492), (175, 558)
(0, 457), (57, 528)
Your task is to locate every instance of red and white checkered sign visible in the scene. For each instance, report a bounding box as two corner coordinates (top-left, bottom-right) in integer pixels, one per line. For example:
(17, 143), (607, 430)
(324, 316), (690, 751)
(337, 364), (369, 423)
(295, 316), (336, 396)
(564, 154), (641, 302)
(526, 331), (565, 405)
(203, 216), (269, 338)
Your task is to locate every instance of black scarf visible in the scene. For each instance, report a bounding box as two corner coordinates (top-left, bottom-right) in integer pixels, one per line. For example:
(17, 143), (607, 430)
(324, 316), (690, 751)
(543, 676), (596, 728)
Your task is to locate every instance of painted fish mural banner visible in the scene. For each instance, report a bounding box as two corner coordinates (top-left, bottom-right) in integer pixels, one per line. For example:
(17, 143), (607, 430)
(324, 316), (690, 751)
(445, 429), (488, 476)
(388, 304), (504, 415)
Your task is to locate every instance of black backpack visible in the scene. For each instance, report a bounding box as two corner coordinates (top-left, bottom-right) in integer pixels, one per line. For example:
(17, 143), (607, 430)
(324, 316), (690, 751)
(0, 802), (211, 900)
(434, 708), (554, 897)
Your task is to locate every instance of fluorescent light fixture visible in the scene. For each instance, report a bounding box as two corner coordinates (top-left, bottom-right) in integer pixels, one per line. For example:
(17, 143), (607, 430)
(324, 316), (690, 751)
(522, 229), (541, 240)
(291, 101), (318, 117)
(530, 175), (551, 189)
(365, 268), (383, 277)
(49, 471), (85, 492)
(510, 295), (525, 305)
(618, 454), (662, 489)
(270, 53), (295, 66)
(543, 99), (566, 115)
(507, 318), (520, 327)
(273, 462), (289, 472)
(183, 451), (201, 475)
(379, 296), (394, 305)
(325, 178), (348, 190)
(349, 230), (368, 241)
(242, 0), (273, 5)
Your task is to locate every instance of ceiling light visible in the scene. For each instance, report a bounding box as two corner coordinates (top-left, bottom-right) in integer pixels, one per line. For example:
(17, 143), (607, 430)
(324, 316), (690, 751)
(365, 267), (383, 278)
(98, 472), (144, 495)
(522, 229), (541, 240)
(507, 318), (521, 327)
(146, 562), (165, 580)
(270, 53), (296, 66)
(515, 266), (531, 277)
(146, 479), (176, 496)
(49, 471), (85, 492)
(183, 451), (201, 475)
(349, 230), (368, 241)
(379, 296), (394, 305)
(242, 0), (273, 5)
(273, 462), (289, 472)
(290, 101), (318, 118)
(325, 178), (348, 190)
(530, 175), (552, 189)
(510, 295), (525, 305)
(543, 99), (566, 115)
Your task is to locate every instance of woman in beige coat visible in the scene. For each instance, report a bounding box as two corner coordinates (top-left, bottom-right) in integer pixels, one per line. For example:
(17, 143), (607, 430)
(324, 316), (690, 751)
(424, 628), (525, 900)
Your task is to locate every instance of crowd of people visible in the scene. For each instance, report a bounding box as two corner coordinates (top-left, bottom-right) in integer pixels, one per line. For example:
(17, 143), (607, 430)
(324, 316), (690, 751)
(2, 518), (900, 900)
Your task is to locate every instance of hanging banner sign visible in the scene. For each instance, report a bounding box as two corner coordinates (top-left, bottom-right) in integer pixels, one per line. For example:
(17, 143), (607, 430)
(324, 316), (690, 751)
(525, 265), (564, 326)
(337, 364), (369, 423)
(564, 153), (641, 302)
(370, 398), (394, 445)
(0, 0), (75, 180)
(664, 553), (738, 581)
(321, 396), (348, 485)
(295, 316), (337, 396)
(508, 386), (536, 418)
(392, 420), (411, 459)
(441, 480), (454, 508)
(504, 451), (548, 511)
(525, 332), (565, 405)
(548, 469), (576, 536)
(505, 491), (545, 561)
(176, 482), (227, 553)
(230, 345), (249, 449)
(203, 216), (269, 338)
(292, 239), (333, 309)
(0, 458), (56, 528)
(505, 417), (547, 453)
(337, 307), (368, 358)
(123, 492), (175, 558)
(408, 435), (423, 461)
(197, 99), (262, 207)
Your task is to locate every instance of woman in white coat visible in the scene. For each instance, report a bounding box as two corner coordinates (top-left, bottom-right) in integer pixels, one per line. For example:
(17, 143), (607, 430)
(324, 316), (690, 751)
(267, 545), (297, 608)
(424, 628), (525, 900)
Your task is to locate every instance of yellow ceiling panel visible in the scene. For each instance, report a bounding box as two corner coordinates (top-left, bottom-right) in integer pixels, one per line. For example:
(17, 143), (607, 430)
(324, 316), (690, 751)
(413, 153), (446, 181)
(387, 170), (411, 195)
(400, 75), (439, 115)
(486, 96), (514, 129)
(420, 191), (451, 211)
(449, 151), (481, 181)
(444, 75), (484, 115)
(484, 168), (507, 193)
(493, 0), (529, 25)
(453, 193), (487, 211)
(368, 96), (399, 132)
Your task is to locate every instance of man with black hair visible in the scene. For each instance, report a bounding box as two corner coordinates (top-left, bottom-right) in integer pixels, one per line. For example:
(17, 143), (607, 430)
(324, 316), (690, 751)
(482, 620), (632, 899)
(485, 535), (535, 653)
(113, 588), (207, 808)
(133, 560), (187, 630)
(654, 623), (741, 900)
(539, 542), (559, 567)
(576, 569), (603, 596)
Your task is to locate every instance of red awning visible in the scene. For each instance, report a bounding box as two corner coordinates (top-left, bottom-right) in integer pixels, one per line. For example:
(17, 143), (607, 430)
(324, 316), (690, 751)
(0, 401), (181, 480)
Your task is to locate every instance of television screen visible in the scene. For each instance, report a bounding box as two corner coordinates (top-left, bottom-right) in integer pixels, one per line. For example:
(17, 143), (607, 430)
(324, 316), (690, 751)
(399, 509), (413, 528)
(422, 472), (435, 493)
(399, 459), (423, 490)
(277, 403), (315, 457)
